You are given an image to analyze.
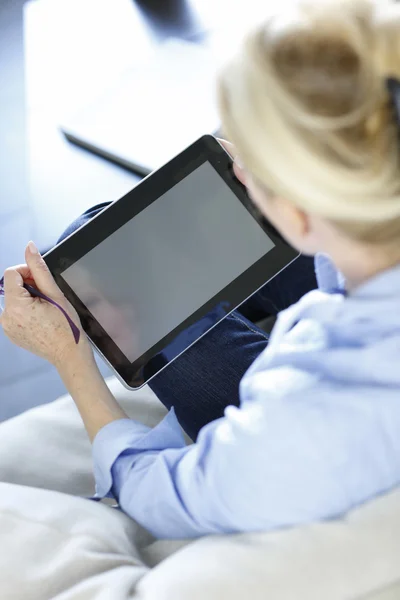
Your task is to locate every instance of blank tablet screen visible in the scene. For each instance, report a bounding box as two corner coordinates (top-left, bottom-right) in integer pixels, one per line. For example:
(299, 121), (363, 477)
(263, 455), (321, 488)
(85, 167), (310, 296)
(62, 162), (275, 362)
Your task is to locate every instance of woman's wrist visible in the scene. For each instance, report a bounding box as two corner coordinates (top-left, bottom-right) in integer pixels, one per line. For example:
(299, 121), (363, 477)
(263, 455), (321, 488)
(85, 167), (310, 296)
(54, 335), (94, 374)
(55, 340), (128, 442)
(56, 346), (101, 395)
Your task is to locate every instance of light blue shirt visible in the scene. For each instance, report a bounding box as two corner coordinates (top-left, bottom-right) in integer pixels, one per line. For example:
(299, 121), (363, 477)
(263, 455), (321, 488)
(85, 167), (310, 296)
(92, 255), (400, 539)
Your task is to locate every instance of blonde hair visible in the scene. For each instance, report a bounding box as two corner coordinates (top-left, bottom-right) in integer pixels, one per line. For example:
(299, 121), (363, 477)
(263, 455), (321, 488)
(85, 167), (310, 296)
(218, 0), (400, 245)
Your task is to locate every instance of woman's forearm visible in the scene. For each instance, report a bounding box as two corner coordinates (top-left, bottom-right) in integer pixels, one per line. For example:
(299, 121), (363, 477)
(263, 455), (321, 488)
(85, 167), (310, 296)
(57, 350), (128, 442)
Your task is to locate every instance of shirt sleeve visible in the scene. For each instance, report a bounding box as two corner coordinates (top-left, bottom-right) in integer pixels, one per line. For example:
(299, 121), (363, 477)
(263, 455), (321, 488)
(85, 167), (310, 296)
(92, 408), (243, 539)
(93, 363), (375, 541)
(92, 409), (186, 498)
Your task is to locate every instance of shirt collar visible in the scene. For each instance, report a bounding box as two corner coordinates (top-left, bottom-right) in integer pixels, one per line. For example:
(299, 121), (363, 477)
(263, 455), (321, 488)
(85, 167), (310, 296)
(315, 254), (346, 294)
(315, 253), (400, 300)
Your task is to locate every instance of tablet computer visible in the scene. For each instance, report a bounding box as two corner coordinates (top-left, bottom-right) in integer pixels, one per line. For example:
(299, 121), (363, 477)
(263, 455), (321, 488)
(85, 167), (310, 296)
(45, 135), (298, 389)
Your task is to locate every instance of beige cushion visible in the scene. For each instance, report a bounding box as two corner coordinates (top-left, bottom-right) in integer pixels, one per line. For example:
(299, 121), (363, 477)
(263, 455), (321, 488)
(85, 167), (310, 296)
(0, 377), (399, 600)
(0, 482), (149, 600)
(368, 583), (400, 600)
(0, 379), (168, 497)
(138, 489), (400, 600)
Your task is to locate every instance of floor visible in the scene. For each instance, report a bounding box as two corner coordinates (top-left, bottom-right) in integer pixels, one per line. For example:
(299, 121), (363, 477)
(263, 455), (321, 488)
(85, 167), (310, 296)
(0, 0), (120, 420)
(0, 0), (60, 420)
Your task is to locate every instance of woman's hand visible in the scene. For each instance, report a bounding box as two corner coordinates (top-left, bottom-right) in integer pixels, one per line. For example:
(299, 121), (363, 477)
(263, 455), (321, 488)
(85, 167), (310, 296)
(218, 138), (247, 186)
(0, 241), (92, 368)
(1, 241), (126, 441)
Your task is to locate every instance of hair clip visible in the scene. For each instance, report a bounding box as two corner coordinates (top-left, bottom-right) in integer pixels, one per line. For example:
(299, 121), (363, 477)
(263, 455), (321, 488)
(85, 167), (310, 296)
(0, 275), (80, 344)
(387, 78), (400, 128)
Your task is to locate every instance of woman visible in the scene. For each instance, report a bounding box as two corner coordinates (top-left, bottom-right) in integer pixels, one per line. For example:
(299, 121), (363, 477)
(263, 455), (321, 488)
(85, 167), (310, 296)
(2, 0), (400, 539)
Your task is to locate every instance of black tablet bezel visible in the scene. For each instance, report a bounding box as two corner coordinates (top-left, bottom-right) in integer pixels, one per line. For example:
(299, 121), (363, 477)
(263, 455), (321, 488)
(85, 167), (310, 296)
(44, 135), (298, 388)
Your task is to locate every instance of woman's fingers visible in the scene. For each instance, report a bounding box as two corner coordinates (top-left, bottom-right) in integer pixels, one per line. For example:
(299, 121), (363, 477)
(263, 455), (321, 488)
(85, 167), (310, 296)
(217, 138), (247, 186)
(218, 138), (236, 158)
(3, 265), (30, 296)
(0, 265), (31, 325)
(24, 242), (63, 299)
(232, 161), (247, 185)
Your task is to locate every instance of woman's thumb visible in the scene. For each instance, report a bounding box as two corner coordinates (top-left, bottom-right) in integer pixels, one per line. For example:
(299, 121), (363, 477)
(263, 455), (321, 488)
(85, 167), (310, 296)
(25, 242), (60, 297)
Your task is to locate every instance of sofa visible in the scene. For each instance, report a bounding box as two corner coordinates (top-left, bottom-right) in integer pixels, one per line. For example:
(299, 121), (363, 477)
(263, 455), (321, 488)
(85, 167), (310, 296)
(0, 377), (399, 600)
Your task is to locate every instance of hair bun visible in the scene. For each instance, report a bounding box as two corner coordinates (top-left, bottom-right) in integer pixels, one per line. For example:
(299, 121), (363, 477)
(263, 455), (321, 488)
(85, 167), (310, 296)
(219, 0), (400, 246)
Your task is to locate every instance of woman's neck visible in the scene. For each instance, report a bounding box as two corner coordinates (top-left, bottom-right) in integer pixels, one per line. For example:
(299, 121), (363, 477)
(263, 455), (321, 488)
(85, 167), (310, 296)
(330, 244), (399, 291)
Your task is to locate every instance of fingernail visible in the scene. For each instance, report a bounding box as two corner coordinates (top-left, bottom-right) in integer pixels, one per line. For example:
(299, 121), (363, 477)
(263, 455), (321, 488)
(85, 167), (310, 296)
(235, 157), (245, 171)
(28, 241), (39, 255)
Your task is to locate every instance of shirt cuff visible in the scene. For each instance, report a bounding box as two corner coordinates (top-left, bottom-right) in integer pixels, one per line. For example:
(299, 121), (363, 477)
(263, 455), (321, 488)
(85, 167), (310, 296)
(92, 408), (186, 498)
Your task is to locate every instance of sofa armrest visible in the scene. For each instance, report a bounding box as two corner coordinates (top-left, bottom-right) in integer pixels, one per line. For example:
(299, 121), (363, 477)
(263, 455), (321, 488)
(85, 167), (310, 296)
(0, 377), (167, 496)
(138, 489), (400, 600)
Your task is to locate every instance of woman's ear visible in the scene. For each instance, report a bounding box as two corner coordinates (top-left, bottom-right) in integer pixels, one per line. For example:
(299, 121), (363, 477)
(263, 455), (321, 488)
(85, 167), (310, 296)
(279, 198), (310, 237)
(272, 197), (319, 254)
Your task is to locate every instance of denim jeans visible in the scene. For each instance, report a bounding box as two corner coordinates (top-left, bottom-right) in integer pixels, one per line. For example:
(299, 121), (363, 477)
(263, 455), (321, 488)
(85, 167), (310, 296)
(59, 203), (317, 440)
